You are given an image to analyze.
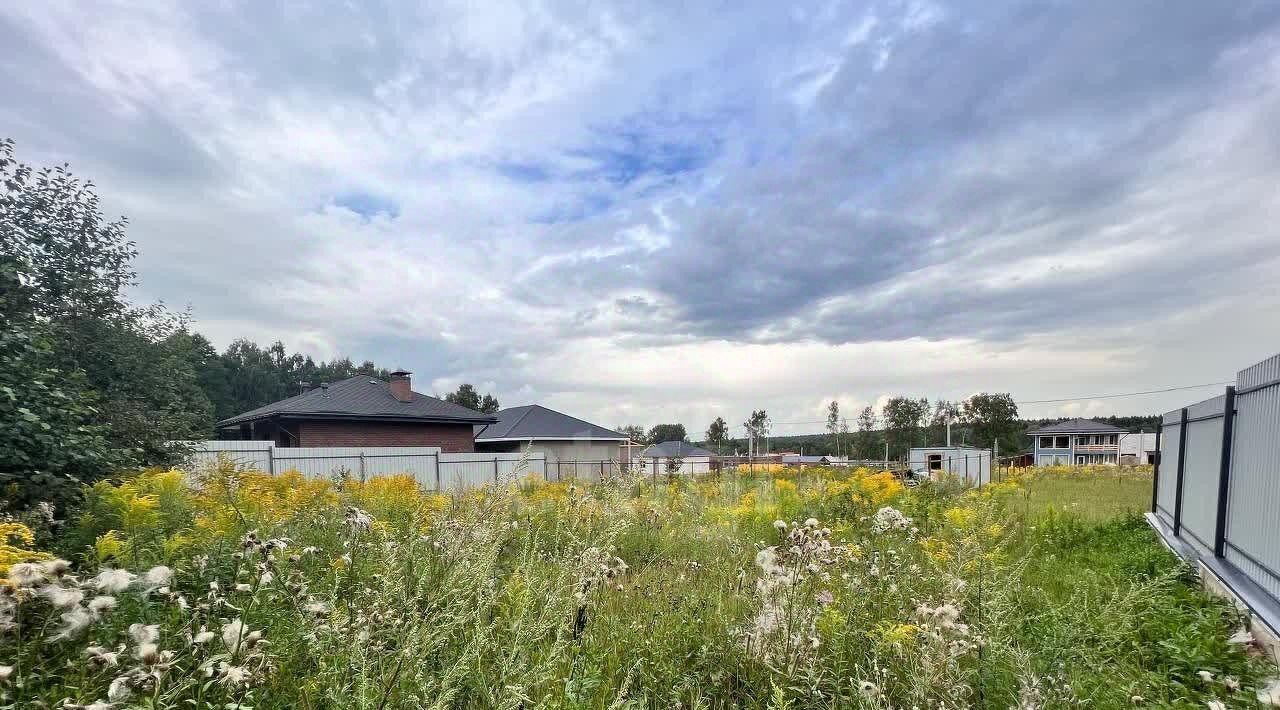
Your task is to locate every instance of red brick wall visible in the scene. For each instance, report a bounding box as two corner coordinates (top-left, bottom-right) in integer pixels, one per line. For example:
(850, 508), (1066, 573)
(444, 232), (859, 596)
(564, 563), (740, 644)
(296, 420), (476, 452)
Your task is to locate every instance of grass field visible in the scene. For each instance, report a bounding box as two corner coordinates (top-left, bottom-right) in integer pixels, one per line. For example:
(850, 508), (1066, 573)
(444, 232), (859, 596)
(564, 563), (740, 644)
(2, 464), (1275, 708)
(1005, 466), (1153, 522)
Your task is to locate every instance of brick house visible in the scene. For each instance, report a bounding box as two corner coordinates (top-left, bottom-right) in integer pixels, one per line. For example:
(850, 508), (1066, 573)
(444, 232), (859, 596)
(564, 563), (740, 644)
(215, 371), (495, 452)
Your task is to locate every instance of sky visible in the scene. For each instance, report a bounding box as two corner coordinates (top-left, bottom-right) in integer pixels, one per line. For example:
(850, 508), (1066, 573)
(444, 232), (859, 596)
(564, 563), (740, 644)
(3, 1), (1280, 439)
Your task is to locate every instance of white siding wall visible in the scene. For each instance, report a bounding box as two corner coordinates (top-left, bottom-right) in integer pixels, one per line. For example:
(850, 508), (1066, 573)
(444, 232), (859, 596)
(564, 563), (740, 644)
(518, 440), (624, 463)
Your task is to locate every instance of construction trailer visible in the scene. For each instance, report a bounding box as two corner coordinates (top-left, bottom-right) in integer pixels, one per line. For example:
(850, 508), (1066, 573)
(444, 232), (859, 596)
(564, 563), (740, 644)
(907, 446), (992, 486)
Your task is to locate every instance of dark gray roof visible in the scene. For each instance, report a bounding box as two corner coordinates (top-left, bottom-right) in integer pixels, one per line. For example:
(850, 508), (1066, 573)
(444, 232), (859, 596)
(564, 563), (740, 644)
(637, 441), (717, 458)
(474, 405), (627, 441)
(1026, 418), (1128, 435)
(216, 375), (497, 427)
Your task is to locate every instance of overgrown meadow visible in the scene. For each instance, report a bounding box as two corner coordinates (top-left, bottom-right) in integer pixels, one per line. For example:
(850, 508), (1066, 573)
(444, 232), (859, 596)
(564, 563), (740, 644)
(1, 464), (1274, 709)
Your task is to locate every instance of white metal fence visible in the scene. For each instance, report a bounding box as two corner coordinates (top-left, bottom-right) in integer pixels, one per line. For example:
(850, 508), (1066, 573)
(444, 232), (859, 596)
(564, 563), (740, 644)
(1151, 351), (1280, 633)
(178, 441), (546, 490)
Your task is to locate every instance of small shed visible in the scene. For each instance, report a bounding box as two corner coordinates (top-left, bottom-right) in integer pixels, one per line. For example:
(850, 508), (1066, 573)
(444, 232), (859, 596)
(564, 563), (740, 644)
(637, 441), (716, 476)
(908, 446), (992, 486)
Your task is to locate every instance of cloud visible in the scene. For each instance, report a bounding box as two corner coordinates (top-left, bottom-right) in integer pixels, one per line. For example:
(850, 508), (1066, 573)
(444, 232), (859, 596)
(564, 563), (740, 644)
(3, 1), (1279, 431)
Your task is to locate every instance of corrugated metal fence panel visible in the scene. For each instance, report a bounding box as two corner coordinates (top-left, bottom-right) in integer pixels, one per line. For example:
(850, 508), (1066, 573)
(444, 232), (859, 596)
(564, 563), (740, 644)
(359, 447), (441, 487)
(179, 440), (273, 472)
(437, 453), (547, 490)
(179, 443), (545, 492)
(1226, 355), (1280, 600)
(1178, 395), (1227, 553)
(1155, 411), (1182, 520)
(273, 447), (364, 480)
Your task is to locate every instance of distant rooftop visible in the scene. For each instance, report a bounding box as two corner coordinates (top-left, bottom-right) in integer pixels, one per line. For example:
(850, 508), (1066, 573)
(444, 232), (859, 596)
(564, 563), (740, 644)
(217, 375), (495, 428)
(638, 441), (717, 458)
(474, 404), (626, 441)
(1026, 418), (1128, 435)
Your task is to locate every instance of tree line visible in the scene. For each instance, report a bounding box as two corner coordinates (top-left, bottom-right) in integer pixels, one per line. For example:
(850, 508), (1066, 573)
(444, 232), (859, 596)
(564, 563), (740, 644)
(625, 396), (1159, 461)
(0, 140), (496, 511)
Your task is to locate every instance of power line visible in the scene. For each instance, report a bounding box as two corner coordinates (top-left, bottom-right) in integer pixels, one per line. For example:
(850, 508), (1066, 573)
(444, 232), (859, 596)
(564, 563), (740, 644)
(1015, 381), (1232, 405)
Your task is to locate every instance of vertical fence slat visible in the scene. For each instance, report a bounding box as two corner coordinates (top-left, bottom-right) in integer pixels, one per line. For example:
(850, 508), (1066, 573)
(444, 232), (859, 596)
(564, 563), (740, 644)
(1150, 421), (1162, 512)
(1213, 386), (1236, 557)
(1172, 407), (1189, 536)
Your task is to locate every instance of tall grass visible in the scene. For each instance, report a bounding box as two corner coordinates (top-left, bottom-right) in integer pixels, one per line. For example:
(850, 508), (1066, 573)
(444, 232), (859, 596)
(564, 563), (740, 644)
(0, 464), (1271, 708)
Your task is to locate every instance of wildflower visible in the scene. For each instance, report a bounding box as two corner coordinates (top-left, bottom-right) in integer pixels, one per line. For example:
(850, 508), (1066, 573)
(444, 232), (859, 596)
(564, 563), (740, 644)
(85, 646), (120, 667)
(135, 642), (161, 664)
(815, 590), (834, 605)
(90, 568), (136, 594)
(40, 559), (71, 577)
(53, 606), (93, 640)
(1206, 701), (1226, 710)
(193, 629), (216, 644)
(6, 562), (44, 587)
(222, 618), (247, 653)
(1197, 670), (1215, 683)
(859, 680), (881, 699)
(804, 517), (819, 528)
(303, 601), (330, 616)
(143, 565), (173, 589)
(235, 583), (252, 593)
(1224, 677), (1240, 692)
(871, 506), (912, 533)
(108, 676), (132, 702)
(88, 595), (117, 616)
(772, 520), (787, 532)
(41, 585), (84, 609)
(1131, 696), (1144, 704)
(129, 623), (160, 645)
(0, 665), (12, 681)
(220, 663), (251, 687)
(345, 507), (374, 531)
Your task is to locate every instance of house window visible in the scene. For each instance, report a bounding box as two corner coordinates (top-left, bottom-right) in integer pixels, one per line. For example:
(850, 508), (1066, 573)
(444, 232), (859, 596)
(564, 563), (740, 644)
(1056, 436), (1070, 449)
(1039, 436), (1053, 449)
(1108, 434), (1118, 445)
(1076, 435), (1090, 445)
(928, 454), (943, 471)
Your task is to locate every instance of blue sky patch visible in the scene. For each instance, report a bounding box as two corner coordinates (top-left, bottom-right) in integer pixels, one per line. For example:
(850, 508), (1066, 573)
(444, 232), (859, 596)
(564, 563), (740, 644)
(332, 191), (400, 220)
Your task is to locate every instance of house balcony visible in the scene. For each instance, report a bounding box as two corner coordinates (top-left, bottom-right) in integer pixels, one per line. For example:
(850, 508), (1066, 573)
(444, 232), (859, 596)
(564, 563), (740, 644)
(1074, 444), (1118, 453)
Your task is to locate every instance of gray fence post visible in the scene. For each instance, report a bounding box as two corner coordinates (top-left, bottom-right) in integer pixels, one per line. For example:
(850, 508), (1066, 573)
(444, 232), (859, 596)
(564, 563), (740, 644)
(358, 452), (366, 483)
(1151, 420), (1163, 512)
(494, 456), (500, 483)
(266, 446), (275, 476)
(1172, 407), (1190, 536)
(433, 453), (441, 491)
(1213, 386), (1237, 557)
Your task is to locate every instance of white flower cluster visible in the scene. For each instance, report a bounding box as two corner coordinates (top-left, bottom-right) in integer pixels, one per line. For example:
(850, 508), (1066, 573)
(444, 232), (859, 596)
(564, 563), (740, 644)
(0, 555), (278, 707)
(345, 506), (375, 532)
(910, 600), (981, 680)
(871, 506), (913, 534)
(1, 560), (176, 643)
(574, 546), (629, 602)
(744, 518), (844, 660)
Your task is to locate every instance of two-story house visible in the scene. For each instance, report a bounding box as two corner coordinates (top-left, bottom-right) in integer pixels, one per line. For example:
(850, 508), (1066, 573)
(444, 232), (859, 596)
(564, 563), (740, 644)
(1026, 418), (1127, 466)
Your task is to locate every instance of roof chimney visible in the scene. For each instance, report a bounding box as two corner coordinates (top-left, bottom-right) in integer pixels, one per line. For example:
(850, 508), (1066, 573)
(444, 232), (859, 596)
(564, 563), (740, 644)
(389, 370), (413, 402)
